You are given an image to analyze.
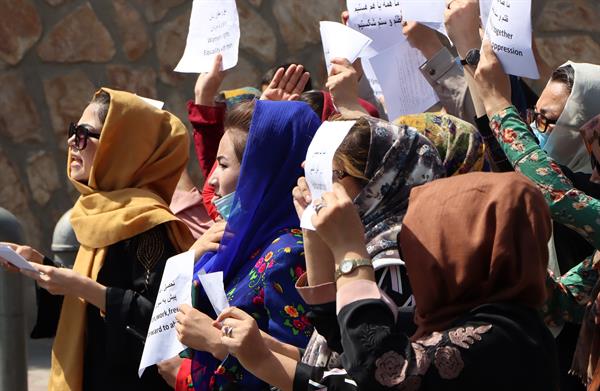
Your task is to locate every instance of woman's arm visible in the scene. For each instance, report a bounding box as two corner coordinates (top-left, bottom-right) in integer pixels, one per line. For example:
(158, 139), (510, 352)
(543, 252), (599, 326)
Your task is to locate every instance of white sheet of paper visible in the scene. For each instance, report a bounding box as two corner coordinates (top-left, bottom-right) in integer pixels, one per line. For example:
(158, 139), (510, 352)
(174, 0), (240, 73)
(398, 0), (446, 23)
(361, 59), (384, 99)
(0, 246), (38, 273)
(368, 40), (439, 120)
(138, 251), (194, 377)
(198, 270), (229, 316)
(347, 0), (404, 58)
(138, 96), (165, 110)
(484, 0), (539, 79)
(301, 121), (356, 231)
(320, 21), (372, 74)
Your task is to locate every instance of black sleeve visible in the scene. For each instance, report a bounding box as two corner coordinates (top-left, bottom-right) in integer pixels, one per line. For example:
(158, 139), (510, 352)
(306, 302), (343, 353)
(30, 256), (64, 338)
(101, 225), (178, 354)
(293, 362), (358, 391)
(474, 115), (514, 173)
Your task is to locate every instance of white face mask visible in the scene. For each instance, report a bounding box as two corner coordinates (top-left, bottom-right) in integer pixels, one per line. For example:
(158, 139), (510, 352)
(530, 121), (550, 148)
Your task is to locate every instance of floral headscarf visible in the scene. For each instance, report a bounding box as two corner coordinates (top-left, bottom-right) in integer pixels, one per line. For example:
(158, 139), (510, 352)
(394, 112), (487, 177)
(354, 116), (445, 259)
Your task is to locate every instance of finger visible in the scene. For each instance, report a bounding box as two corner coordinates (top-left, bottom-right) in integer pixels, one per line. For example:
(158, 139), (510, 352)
(211, 54), (223, 75)
(332, 182), (353, 202)
(341, 10), (350, 26)
(279, 65), (297, 89)
(297, 177), (311, 203)
(215, 306), (250, 323)
(178, 303), (192, 314)
(292, 72), (311, 96)
(20, 268), (44, 281)
(0, 242), (18, 250)
(175, 312), (184, 324)
(292, 187), (309, 208)
(331, 57), (352, 67)
(0, 259), (19, 273)
(285, 65), (304, 92)
(269, 67), (285, 89)
(321, 191), (338, 207)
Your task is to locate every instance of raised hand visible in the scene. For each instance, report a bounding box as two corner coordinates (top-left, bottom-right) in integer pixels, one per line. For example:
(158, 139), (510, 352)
(402, 22), (444, 60)
(194, 54), (227, 106)
(326, 58), (367, 116)
(190, 220), (226, 260)
(473, 39), (512, 117)
(260, 64), (310, 101)
(443, 0), (482, 58)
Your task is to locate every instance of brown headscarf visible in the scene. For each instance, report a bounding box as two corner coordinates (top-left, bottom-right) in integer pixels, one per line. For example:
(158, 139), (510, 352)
(50, 88), (194, 391)
(399, 172), (551, 339)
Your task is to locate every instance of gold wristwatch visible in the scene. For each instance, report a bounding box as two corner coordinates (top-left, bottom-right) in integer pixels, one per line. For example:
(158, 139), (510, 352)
(335, 258), (373, 280)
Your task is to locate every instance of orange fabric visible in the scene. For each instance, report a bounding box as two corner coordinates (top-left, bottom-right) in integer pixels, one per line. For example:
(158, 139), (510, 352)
(399, 172), (551, 339)
(50, 88), (194, 391)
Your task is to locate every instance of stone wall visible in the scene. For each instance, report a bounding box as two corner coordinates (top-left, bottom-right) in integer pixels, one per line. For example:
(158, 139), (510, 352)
(0, 0), (345, 253)
(0, 0), (599, 253)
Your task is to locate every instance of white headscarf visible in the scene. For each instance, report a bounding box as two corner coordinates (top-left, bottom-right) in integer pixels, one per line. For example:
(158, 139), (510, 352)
(543, 61), (600, 174)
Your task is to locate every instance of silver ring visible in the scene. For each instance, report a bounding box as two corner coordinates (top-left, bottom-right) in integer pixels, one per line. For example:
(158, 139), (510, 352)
(314, 201), (327, 215)
(222, 325), (233, 338)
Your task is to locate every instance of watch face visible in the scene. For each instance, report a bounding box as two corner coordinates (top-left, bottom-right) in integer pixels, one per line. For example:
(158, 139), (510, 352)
(340, 260), (354, 274)
(467, 49), (480, 65)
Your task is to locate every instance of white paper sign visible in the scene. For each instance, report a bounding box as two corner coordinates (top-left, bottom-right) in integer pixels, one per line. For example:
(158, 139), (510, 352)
(320, 21), (373, 74)
(301, 121), (356, 231)
(0, 246), (38, 273)
(484, 0), (539, 79)
(368, 40), (439, 120)
(347, 0), (404, 58)
(198, 270), (229, 316)
(138, 251), (194, 377)
(398, 0), (446, 23)
(174, 0), (240, 73)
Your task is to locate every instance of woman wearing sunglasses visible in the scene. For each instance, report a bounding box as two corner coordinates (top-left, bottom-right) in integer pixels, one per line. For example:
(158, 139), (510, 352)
(0, 88), (194, 391)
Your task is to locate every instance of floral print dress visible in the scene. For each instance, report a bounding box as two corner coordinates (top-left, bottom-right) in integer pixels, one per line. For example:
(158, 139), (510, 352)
(490, 106), (600, 327)
(194, 228), (312, 390)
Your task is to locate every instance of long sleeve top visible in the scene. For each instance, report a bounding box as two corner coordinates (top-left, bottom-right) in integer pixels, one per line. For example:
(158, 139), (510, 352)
(187, 101), (223, 221)
(32, 224), (178, 391)
(489, 105), (600, 250)
(334, 280), (559, 390)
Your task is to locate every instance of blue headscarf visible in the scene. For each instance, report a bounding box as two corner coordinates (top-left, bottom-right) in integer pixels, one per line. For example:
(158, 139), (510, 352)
(190, 100), (320, 390)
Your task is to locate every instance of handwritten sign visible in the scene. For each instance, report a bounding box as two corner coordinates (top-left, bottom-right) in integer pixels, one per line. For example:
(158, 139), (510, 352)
(368, 40), (439, 119)
(347, 0), (404, 58)
(174, 0), (240, 73)
(320, 21), (372, 74)
(301, 121), (355, 231)
(0, 246), (38, 273)
(484, 0), (539, 79)
(138, 251), (194, 377)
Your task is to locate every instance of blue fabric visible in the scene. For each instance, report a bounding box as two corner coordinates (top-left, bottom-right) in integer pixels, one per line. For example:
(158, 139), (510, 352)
(191, 100), (321, 390)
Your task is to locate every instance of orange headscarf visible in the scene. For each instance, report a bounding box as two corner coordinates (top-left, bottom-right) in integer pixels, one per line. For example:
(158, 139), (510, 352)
(399, 172), (551, 339)
(49, 88), (194, 391)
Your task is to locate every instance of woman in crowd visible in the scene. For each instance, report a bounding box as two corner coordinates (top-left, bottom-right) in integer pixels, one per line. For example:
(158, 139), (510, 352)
(173, 100), (321, 390)
(217, 171), (560, 390)
(0, 88), (195, 390)
(192, 101), (445, 390)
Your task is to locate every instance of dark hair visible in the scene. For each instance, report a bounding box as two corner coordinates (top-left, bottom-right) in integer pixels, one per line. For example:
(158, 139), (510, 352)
(260, 63), (313, 92)
(333, 117), (371, 183)
(550, 65), (574, 93)
(298, 90), (324, 118)
(223, 100), (256, 162)
(90, 90), (111, 125)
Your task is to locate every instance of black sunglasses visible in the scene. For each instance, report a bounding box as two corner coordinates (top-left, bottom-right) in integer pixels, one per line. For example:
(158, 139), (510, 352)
(68, 122), (100, 151)
(526, 109), (557, 134)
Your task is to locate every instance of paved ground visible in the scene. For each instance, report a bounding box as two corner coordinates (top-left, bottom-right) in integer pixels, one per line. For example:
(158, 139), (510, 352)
(27, 338), (51, 391)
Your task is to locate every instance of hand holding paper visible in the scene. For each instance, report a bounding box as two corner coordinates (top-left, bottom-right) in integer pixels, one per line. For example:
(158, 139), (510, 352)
(320, 21), (372, 74)
(0, 245), (40, 273)
(301, 121), (356, 231)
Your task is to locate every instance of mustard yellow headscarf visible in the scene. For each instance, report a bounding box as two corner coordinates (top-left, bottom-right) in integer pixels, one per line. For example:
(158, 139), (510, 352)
(49, 88), (194, 391)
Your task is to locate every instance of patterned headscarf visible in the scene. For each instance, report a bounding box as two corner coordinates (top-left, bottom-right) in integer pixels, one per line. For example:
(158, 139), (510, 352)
(215, 87), (261, 109)
(394, 112), (487, 177)
(352, 117), (445, 259)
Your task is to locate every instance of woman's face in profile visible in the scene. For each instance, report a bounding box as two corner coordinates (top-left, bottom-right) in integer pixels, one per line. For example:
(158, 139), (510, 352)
(68, 103), (102, 183)
(210, 131), (242, 203)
